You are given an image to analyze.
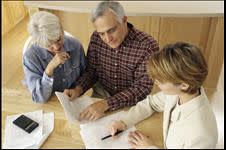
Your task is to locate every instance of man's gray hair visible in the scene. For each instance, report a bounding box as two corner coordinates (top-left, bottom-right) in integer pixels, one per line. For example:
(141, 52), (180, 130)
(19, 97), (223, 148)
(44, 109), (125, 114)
(91, 1), (126, 23)
(28, 11), (62, 49)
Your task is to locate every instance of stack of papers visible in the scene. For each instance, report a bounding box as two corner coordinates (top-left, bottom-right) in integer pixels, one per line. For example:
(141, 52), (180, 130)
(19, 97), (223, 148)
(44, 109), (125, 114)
(55, 92), (137, 148)
(55, 92), (94, 123)
(3, 110), (54, 149)
(80, 111), (137, 149)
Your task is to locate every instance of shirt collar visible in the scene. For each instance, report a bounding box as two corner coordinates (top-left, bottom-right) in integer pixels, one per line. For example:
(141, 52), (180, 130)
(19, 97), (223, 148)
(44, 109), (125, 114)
(120, 22), (136, 47)
(32, 45), (50, 60)
(172, 87), (208, 121)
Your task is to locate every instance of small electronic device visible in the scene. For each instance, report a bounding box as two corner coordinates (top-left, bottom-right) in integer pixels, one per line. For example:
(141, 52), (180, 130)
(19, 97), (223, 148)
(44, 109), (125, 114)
(13, 114), (39, 133)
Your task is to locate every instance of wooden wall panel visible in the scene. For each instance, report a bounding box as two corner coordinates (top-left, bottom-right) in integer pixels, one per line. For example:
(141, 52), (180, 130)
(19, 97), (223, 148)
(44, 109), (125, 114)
(159, 17), (211, 50)
(127, 16), (160, 42)
(203, 17), (224, 88)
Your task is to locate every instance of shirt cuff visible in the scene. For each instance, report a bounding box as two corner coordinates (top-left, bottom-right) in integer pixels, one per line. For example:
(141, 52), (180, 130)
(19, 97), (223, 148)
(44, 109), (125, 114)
(43, 72), (54, 86)
(122, 117), (134, 128)
(106, 97), (116, 111)
(76, 79), (88, 93)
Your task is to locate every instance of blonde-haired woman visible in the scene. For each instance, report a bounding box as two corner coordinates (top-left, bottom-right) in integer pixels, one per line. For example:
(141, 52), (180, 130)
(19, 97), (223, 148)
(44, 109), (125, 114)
(23, 11), (86, 103)
(109, 42), (218, 148)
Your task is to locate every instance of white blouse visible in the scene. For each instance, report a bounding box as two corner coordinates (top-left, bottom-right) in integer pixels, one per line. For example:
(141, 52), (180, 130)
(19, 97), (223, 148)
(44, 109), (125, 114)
(122, 87), (218, 149)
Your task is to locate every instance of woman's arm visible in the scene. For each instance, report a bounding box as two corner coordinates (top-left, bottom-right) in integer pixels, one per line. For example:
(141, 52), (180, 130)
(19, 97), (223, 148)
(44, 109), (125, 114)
(122, 91), (166, 127)
(23, 54), (53, 103)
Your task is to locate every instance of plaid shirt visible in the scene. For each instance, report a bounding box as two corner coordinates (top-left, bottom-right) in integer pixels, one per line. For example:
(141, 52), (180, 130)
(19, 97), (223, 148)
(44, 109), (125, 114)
(77, 23), (159, 110)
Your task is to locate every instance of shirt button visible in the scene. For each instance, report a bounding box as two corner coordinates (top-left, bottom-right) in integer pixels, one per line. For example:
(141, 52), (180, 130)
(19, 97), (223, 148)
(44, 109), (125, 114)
(114, 75), (117, 78)
(115, 63), (117, 66)
(114, 86), (117, 89)
(62, 78), (66, 82)
(115, 50), (118, 53)
(59, 65), (62, 68)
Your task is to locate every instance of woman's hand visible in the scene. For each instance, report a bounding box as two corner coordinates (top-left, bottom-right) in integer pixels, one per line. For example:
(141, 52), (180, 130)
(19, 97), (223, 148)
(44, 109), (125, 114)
(108, 120), (127, 136)
(45, 52), (70, 76)
(128, 130), (154, 149)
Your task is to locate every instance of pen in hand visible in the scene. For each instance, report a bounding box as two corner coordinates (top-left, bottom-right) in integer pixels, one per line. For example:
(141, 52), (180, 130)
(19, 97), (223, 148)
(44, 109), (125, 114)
(101, 130), (124, 140)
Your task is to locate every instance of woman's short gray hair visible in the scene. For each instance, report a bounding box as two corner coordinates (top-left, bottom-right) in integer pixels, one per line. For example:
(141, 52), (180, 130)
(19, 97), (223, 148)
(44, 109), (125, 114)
(91, 1), (126, 23)
(28, 11), (62, 49)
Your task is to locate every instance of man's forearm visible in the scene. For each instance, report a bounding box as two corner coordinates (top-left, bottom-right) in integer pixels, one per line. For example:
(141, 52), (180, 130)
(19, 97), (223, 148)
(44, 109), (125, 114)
(107, 83), (152, 111)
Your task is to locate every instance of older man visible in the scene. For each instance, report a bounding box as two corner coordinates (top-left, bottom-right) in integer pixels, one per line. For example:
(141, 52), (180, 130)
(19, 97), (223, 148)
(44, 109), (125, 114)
(64, 1), (159, 121)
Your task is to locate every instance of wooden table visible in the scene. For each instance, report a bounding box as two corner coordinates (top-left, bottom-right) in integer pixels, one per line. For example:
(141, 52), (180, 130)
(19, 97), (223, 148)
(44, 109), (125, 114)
(2, 88), (164, 148)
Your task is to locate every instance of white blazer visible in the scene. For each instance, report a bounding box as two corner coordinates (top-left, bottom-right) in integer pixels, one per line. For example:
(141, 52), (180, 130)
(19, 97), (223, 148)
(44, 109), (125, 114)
(122, 87), (218, 149)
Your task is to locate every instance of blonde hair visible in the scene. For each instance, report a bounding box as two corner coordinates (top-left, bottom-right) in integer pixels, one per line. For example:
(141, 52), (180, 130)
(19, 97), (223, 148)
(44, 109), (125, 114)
(28, 11), (62, 49)
(147, 42), (208, 94)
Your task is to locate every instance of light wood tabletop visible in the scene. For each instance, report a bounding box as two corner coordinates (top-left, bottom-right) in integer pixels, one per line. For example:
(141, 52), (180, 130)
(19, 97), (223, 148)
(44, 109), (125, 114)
(2, 88), (164, 149)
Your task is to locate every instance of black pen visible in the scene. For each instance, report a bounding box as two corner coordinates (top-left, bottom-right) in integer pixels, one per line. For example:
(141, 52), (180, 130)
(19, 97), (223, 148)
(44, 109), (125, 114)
(101, 130), (124, 140)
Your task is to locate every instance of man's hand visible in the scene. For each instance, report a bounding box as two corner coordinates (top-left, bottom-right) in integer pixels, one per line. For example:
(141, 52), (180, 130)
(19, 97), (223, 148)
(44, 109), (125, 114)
(79, 100), (109, 121)
(45, 52), (70, 76)
(63, 86), (83, 100)
(128, 130), (154, 149)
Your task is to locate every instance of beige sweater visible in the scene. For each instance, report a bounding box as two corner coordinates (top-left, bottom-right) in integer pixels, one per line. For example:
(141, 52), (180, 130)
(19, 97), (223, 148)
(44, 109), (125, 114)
(122, 87), (218, 149)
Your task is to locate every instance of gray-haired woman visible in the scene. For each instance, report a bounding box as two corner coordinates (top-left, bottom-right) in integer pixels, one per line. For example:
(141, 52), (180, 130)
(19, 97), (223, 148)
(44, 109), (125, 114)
(23, 11), (86, 103)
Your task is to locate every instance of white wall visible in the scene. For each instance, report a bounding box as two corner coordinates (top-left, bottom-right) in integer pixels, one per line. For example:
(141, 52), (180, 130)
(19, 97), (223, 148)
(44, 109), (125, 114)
(211, 63), (224, 149)
(217, 62), (224, 92)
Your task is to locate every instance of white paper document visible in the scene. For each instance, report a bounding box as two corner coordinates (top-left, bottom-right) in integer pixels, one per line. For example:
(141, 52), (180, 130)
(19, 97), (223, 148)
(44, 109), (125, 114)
(3, 110), (54, 149)
(55, 91), (94, 123)
(80, 111), (137, 149)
